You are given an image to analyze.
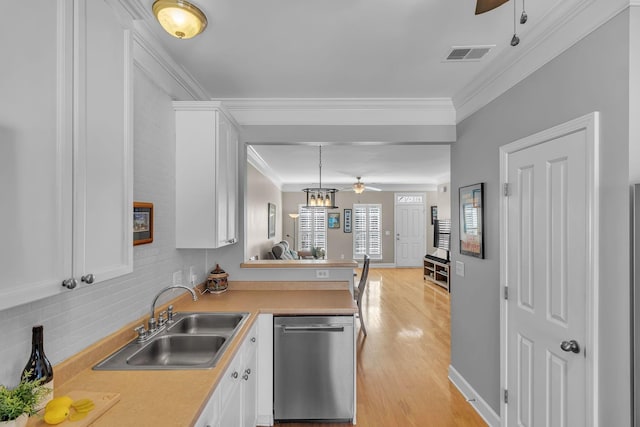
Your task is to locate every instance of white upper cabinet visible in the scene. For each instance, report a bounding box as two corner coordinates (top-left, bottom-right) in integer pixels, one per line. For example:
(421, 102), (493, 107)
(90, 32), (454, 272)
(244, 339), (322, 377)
(174, 102), (240, 249)
(0, 0), (133, 311)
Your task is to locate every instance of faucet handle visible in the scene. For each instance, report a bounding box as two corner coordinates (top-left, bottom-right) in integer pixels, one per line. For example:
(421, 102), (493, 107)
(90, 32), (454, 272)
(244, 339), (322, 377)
(167, 305), (175, 322)
(134, 325), (147, 342)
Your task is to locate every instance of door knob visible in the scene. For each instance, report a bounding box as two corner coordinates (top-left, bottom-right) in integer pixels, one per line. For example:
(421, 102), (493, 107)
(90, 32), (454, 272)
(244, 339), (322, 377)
(560, 340), (580, 354)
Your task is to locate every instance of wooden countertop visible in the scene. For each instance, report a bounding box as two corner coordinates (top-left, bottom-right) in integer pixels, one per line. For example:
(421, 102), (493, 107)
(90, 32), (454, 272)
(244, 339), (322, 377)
(36, 287), (356, 427)
(240, 259), (358, 268)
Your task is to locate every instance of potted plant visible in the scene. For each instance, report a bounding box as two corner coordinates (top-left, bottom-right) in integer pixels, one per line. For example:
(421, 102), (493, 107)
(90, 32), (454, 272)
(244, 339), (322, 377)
(0, 373), (49, 427)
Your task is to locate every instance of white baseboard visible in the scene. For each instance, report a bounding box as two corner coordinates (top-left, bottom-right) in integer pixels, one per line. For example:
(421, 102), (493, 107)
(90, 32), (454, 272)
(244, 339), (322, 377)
(256, 414), (273, 426)
(448, 365), (501, 427)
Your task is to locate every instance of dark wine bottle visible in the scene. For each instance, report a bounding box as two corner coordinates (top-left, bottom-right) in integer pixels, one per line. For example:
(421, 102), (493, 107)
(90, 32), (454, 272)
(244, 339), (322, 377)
(22, 325), (54, 410)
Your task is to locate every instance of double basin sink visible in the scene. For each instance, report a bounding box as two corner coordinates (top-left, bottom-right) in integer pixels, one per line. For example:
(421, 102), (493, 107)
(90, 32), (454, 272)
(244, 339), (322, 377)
(94, 312), (249, 370)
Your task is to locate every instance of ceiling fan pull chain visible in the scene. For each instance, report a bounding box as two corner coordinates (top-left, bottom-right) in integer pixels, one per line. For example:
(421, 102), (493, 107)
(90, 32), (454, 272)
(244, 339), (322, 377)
(510, 0), (520, 46)
(520, 0), (528, 24)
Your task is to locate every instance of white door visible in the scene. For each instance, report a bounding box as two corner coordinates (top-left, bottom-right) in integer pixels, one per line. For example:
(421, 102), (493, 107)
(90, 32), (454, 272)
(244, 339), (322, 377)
(500, 113), (598, 427)
(395, 193), (426, 267)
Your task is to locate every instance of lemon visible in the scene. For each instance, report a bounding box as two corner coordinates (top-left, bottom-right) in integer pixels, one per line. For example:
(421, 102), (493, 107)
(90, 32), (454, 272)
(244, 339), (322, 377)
(43, 406), (69, 425)
(71, 398), (95, 413)
(45, 396), (73, 412)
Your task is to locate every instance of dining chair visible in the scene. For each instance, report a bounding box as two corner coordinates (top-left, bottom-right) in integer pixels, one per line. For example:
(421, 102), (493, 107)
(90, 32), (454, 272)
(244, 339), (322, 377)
(354, 254), (370, 336)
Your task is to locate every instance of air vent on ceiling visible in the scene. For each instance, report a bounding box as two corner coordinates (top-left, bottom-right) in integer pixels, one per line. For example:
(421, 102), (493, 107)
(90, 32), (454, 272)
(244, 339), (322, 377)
(443, 45), (494, 62)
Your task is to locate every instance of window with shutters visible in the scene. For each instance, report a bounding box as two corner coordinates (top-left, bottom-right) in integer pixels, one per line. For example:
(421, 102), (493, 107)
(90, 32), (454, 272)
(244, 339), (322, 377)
(353, 204), (382, 260)
(298, 206), (327, 254)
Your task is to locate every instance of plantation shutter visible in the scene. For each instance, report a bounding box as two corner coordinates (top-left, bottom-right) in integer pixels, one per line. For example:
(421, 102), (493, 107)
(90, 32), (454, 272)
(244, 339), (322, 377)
(353, 204), (382, 260)
(298, 206), (327, 253)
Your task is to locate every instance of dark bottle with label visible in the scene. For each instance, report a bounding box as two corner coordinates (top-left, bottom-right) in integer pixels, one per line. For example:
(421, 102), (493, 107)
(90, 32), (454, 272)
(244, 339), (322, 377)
(22, 325), (54, 409)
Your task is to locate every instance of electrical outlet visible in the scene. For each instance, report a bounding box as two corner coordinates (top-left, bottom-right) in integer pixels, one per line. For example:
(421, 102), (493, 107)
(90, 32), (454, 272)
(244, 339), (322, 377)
(173, 270), (182, 286)
(316, 270), (329, 279)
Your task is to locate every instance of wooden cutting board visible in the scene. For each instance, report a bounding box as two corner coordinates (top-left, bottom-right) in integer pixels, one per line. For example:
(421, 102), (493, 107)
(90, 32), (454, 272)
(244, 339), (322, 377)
(27, 391), (120, 427)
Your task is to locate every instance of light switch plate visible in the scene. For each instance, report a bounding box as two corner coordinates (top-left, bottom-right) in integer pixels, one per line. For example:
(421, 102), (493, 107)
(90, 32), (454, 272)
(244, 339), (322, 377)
(455, 261), (465, 277)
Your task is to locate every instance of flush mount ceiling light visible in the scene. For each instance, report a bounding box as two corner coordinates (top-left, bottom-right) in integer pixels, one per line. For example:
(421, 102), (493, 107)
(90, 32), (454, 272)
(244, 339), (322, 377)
(152, 0), (208, 39)
(303, 145), (339, 209)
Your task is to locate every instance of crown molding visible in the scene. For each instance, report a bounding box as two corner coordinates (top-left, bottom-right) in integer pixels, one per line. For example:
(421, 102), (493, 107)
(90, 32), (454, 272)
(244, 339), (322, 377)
(631, 0), (640, 6)
(247, 146), (283, 190)
(454, 0), (630, 122)
(215, 98), (456, 126)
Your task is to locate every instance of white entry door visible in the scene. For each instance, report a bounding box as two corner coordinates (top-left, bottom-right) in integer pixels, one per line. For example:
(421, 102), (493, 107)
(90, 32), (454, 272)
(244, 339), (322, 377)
(395, 193), (426, 267)
(500, 113), (598, 427)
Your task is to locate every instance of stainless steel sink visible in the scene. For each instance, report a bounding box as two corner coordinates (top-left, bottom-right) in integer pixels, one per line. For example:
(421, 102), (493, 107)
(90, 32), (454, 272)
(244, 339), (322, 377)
(127, 335), (227, 367)
(166, 312), (246, 334)
(94, 311), (249, 370)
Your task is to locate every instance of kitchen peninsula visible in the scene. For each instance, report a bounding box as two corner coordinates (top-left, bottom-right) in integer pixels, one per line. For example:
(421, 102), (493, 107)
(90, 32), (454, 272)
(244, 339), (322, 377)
(28, 283), (357, 427)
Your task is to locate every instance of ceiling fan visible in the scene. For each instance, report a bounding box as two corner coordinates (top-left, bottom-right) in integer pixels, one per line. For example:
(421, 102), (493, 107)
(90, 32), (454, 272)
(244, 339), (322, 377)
(475, 0), (508, 14)
(350, 177), (381, 194)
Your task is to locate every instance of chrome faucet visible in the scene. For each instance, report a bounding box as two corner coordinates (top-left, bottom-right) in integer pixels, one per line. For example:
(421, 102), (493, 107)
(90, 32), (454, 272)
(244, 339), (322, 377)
(149, 285), (198, 331)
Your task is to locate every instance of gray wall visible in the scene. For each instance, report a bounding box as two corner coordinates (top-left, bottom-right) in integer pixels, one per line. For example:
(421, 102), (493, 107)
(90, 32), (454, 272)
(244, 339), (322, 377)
(450, 9), (631, 424)
(245, 163), (282, 260)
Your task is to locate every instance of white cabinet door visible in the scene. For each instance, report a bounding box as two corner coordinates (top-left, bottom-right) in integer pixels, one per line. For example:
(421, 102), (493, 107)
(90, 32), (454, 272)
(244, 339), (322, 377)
(0, 0), (73, 311)
(0, 0), (132, 311)
(174, 102), (239, 249)
(242, 332), (258, 427)
(73, 0), (133, 284)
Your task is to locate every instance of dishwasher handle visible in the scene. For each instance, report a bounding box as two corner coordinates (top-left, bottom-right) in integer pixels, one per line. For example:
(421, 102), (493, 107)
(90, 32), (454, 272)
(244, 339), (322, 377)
(282, 325), (345, 333)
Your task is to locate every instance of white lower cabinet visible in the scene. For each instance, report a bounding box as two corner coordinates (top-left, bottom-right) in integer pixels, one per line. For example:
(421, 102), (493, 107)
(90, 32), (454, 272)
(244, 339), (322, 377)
(196, 318), (261, 427)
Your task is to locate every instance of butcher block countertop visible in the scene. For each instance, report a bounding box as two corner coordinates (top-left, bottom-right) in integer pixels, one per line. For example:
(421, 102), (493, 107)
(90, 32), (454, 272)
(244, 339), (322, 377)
(37, 284), (357, 427)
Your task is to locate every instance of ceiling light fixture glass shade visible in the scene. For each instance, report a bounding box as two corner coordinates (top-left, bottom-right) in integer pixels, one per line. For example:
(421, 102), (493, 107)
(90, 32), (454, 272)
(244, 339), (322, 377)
(303, 145), (339, 209)
(152, 0), (208, 39)
(353, 177), (365, 194)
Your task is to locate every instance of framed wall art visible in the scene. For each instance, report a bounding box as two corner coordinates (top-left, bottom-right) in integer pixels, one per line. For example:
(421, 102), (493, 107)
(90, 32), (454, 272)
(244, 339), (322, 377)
(459, 183), (484, 258)
(133, 202), (154, 246)
(268, 203), (276, 238)
(343, 209), (352, 233)
(328, 212), (340, 229)
(431, 205), (438, 225)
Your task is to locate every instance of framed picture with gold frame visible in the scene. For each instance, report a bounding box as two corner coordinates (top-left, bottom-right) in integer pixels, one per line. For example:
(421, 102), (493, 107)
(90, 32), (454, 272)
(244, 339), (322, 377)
(133, 202), (154, 246)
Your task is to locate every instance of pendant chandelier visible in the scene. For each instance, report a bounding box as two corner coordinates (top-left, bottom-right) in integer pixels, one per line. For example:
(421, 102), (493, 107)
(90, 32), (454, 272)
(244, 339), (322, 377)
(303, 145), (339, 209)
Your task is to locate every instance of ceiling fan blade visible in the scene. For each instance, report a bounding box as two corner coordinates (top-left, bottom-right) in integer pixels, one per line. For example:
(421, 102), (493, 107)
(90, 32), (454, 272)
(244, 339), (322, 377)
(475, 0), (509, 15)
(365, 186), (382, 192)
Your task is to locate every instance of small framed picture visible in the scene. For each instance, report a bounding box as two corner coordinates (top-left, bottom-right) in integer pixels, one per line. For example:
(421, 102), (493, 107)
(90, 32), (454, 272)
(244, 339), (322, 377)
(431, 205), (438, 225)
(268, 203), (276, 238)
(328, 212), (340, 229)
(133, 202), (153, 246)
(343, 209), (352, 233)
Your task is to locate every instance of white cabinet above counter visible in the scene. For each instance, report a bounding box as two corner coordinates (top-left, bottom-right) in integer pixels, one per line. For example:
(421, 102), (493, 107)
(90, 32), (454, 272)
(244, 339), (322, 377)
(174, 102), (240, 249)
(1, 0), (133, 311)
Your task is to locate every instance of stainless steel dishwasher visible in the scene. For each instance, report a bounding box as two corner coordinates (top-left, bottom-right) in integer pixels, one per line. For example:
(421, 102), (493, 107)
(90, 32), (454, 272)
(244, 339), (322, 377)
(274, 315), (354, 422)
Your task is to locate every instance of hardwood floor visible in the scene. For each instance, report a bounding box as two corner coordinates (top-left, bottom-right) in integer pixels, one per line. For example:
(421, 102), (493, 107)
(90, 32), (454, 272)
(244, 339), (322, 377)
(279, 268), (487, 427)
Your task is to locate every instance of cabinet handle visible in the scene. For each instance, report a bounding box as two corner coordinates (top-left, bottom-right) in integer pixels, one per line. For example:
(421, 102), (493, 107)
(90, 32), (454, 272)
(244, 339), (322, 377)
(231, 371), (238, 379)
(62, 278), (78, 290)
(250, 337), (256, 343)
(242, 374), (249, 381)
(244, 368), (251, 375)
(81, 274), (95, 284)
